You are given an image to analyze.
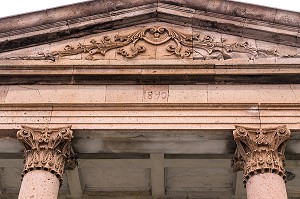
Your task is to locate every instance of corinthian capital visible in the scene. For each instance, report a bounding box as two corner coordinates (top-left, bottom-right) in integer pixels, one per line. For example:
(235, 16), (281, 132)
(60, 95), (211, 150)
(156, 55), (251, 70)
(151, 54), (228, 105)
(17, 126), (77, 183)
(232, 125), (291, 185)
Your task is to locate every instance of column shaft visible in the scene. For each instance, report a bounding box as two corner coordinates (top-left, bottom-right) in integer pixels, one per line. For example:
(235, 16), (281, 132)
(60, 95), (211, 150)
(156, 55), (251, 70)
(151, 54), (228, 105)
(16, 126), (77, 199)
(232, 125), (291, 198)
(246, 173), (287, 199)
(18, 170), (59, 199)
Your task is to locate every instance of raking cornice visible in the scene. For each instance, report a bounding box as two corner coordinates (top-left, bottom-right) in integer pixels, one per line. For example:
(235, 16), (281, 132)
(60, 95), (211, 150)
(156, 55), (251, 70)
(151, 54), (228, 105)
(0, 0), (299, 53)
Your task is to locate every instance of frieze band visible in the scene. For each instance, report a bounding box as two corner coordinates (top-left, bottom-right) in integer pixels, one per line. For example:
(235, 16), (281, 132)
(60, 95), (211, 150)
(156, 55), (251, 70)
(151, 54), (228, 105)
(4, 26), (300, 61)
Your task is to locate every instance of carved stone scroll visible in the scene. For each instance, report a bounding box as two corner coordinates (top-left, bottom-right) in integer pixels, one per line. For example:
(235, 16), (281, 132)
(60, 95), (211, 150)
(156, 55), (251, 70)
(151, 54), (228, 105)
(4, 26), (299, 61)
(17, 126), (77, 184)
(232, 125), (291, 185)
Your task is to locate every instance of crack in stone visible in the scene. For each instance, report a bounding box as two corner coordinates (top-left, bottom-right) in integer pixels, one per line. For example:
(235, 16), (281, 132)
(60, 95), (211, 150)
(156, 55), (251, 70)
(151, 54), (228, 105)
(17, 85), (45, 103)
(206, 85), (209, 103)
(258, 103), (262, 128)
(289, 84), (297, 100)
(48, 104), (54, 125)
(2, 86), (10, 104)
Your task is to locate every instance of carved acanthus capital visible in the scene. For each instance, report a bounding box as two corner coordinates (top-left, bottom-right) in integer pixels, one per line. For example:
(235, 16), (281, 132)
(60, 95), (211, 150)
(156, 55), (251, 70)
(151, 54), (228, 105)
(17, 126), (77, 183)
(232, 125), (291, 185)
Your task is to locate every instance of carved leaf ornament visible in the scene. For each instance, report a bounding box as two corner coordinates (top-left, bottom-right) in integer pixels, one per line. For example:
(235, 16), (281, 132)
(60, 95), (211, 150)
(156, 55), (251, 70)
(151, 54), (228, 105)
(17, 126), (77, 184)
(232, 125), (291, 186)
(6, 26), (291, 61)
(50, 26), (195, 60)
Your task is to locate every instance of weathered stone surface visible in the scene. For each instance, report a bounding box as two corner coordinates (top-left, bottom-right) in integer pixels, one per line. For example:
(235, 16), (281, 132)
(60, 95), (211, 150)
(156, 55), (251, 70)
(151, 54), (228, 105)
(105, 85), (143, 103)
(274, 10), (300, 28)
(4, 85), (107, 104)
(0, 0), (157, 33)
(226, 3), (277, 23)
(0, 86), (9, 103)
(168, 85), (207, 103)
(207, 85), (299, 103)
(18, 170), (60, 199)
(2, 84), (300, 104)
(159, 0), (207, 11)
(0, 0), (299, 53)
(246, 173), (288, 199)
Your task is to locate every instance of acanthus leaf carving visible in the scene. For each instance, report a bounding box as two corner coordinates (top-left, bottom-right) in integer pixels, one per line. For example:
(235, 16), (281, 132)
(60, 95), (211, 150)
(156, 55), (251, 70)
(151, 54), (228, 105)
(232, 125), (291, 186)
(4, 26), (298, 61)
(48, 26), (195, 60)
(17, 126), (77, 184)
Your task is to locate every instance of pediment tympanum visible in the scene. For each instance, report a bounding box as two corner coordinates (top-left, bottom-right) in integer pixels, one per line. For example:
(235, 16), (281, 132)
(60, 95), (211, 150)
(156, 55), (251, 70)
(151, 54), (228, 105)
(2, 23), (300, 62)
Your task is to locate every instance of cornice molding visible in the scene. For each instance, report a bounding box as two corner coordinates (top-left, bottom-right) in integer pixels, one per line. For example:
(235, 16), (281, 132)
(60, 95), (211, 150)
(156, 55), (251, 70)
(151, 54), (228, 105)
(1, 58), (300, 84)
(0, 1), (299, 53)
(1, 103), (300, 131)
(1, 0), (299, 32)
(1, 102), (300, 111)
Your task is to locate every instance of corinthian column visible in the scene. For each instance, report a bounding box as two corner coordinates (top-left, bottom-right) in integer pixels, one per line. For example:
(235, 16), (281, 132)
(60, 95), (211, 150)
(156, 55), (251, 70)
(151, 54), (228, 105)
(17, 126), (77, 199)
(232, 125), (291, 199)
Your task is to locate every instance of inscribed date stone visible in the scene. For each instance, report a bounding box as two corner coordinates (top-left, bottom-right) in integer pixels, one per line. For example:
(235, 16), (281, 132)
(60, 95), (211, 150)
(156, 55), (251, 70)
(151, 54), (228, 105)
(143, 85), (169, 103)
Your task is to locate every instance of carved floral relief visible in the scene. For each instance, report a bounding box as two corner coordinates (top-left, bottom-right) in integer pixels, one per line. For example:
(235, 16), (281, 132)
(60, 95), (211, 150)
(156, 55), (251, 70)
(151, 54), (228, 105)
(4, 26), (299, 61)
(17, 126), (77, 184)
(232, 125), (291, 186)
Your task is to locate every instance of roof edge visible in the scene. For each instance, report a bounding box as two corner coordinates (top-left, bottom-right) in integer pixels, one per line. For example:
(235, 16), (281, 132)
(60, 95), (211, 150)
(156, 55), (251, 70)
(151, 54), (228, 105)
(0, 0), (299, 34)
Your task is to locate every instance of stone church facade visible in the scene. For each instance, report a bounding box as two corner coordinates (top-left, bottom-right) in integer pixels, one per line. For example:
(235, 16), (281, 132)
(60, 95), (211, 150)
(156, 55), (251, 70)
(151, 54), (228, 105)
(0, 0), (300, 198)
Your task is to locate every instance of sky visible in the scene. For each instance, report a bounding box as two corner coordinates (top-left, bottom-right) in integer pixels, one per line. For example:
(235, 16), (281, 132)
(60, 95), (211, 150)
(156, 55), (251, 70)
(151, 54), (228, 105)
(0, 0), (90, 18)
(0, 0), (299, 18)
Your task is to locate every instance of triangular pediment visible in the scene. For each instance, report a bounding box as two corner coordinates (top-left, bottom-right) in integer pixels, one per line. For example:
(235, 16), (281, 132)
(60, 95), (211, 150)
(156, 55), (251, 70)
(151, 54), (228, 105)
(0, 1), (299, 55)
(0, 0), (300, 84)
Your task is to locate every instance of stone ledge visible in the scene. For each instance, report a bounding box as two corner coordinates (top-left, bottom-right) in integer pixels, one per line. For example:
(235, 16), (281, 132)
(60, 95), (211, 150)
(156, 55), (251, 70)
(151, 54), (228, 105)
(1, 103), (300, 130)
(1, 59), (300, 84)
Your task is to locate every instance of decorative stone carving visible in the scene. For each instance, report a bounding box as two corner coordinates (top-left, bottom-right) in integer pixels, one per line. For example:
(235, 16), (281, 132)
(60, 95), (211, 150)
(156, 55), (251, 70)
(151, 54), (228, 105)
(232, 125), (291, 185)
(4, 26), (299, 61)
(17, 126), (77, 184)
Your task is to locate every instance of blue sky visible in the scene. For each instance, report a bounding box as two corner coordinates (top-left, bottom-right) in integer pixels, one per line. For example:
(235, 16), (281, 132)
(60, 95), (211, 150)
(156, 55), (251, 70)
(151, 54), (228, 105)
(0, 0), (299, 18)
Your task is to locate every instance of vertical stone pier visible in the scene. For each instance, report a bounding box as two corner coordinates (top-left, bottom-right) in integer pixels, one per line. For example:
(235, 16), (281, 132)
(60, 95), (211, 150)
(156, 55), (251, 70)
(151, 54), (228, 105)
(232, 125), (291, 199)
(17, 126), (77, 199)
